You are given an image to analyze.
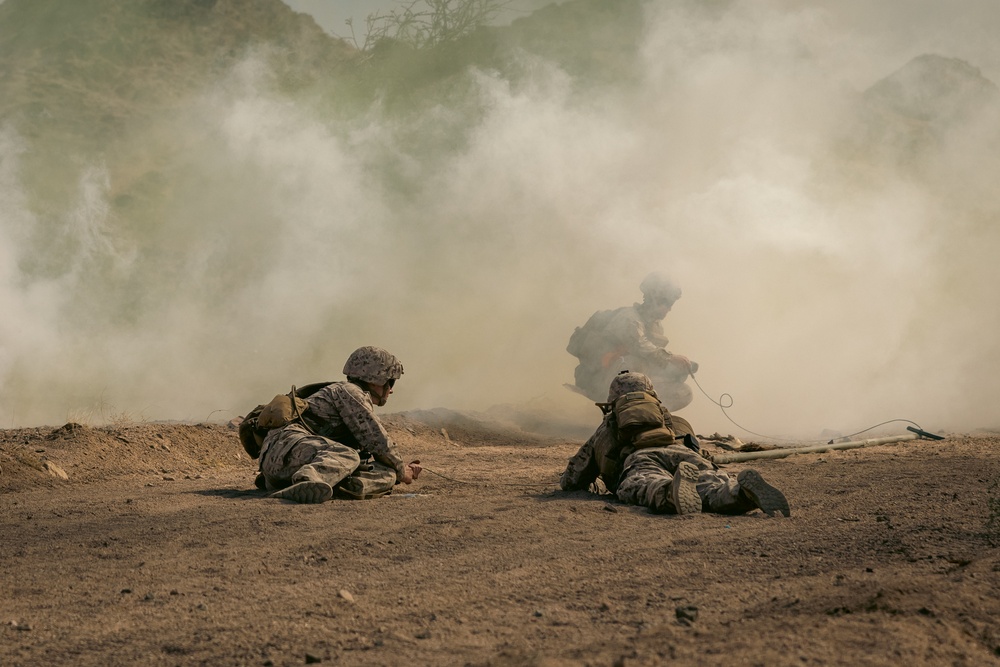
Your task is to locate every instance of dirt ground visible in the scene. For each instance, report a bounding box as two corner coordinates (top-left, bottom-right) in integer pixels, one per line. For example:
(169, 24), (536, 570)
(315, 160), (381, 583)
(3, 409), (1000, 667)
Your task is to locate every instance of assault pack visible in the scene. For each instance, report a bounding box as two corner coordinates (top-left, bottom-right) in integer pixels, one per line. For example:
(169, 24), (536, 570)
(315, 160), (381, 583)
(566, 308), (617, 359)
(238, 382), (332, 459)
(610, 390), (676, 449)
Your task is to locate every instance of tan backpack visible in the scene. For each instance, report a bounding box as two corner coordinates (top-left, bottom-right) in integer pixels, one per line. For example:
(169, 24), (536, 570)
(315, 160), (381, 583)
(238, 382), (331, 459)
(611, 391), (676, 450)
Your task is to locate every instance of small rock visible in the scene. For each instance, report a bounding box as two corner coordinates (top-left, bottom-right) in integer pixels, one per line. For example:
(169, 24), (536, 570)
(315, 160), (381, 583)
(603, 503), (618, 513)
(338, 589), (354, 603)
(44, 461), (68, 480)
(305, 653), (322, 664)
(675, 605), (698, 625)
(162, 476), (176, 481)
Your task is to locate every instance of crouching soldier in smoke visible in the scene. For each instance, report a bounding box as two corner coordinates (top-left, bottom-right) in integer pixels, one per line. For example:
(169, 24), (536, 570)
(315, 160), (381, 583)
(560, 371), (790, 517)
(259, 346), (422, 504)
(567, 272), (698, 412)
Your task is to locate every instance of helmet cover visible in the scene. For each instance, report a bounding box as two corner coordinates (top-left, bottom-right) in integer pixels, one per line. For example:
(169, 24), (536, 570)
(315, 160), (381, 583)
(342, 346), (404, 385)
(639, 272), (682, 304)
(607, 371), (657, 403)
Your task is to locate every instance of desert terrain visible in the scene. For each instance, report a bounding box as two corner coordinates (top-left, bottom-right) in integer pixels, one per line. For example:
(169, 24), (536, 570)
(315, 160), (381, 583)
(2, 412), (999, 667)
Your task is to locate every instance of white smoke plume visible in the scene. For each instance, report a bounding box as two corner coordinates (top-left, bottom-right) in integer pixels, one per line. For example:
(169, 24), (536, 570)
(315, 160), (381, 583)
(1, 0), (999, 439)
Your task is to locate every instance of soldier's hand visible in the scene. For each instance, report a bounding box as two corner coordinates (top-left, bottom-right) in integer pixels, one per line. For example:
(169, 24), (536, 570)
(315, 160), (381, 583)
(669, 354), (696, 375)
(400, 460), (422, 484)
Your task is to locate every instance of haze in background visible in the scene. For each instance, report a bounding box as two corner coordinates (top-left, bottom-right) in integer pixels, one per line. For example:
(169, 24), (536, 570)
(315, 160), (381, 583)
(1, 0), (999, 439)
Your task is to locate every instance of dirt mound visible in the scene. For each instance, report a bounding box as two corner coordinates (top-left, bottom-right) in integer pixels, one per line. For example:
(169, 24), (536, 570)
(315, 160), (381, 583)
(0, 408), (575, 493)
(0, 421), (243, 492)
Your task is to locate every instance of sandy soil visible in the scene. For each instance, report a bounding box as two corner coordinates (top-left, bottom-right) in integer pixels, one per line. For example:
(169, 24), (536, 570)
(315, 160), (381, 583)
(2, 411), (1000, 667)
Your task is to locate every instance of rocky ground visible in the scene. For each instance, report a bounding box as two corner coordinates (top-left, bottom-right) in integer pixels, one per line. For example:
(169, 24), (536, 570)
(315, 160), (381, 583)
(2, 413), (1000, 666)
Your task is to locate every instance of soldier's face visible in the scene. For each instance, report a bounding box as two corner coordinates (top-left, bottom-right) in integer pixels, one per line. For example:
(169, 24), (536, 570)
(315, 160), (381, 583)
(650, 298), (674, 319)
(368, 380), (394, 406)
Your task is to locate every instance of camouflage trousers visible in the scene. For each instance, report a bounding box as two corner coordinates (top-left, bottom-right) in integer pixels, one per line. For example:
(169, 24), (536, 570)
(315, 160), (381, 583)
(259, 424), (396, 499)
(616, 445), (751, 514)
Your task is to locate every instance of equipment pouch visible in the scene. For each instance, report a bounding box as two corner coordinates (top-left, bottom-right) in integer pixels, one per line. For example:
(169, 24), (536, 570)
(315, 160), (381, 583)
(613, 391), (664, 431)
(237, 382), (332, 460)
(632, 426), (676, 449)
(238, 405), (267, 459)
(257, 391), (310, 430)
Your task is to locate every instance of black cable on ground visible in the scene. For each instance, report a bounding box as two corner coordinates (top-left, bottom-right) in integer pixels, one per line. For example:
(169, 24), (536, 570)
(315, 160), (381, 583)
(688, 371), (927, 444)
(421, 466), (554, 487)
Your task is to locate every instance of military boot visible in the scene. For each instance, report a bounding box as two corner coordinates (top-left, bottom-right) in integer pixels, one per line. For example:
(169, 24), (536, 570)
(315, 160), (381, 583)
(736, 470), (790, 517)
(671, 461), (703, 515)
(270, 480), (333, 504)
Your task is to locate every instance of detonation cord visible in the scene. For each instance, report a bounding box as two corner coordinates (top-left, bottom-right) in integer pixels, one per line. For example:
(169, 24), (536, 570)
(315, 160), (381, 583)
(419, 372), (931, 485)
(687, 371), (927, 443)
(420, 466), (554, 488)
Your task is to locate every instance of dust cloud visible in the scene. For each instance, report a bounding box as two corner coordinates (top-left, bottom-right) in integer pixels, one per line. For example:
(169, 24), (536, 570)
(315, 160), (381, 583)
(1, 1), (998, 438)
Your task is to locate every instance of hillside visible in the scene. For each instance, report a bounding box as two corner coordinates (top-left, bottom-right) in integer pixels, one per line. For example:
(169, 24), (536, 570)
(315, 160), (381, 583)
(1, 0), (998, 433)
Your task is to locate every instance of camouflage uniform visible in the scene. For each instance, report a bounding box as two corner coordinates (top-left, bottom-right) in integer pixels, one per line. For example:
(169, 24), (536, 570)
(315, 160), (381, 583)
(568, 274), (694, 410)
(560, 372), (789, 516)
(260, 382), (405, 499)
(260, 346), (408, 502)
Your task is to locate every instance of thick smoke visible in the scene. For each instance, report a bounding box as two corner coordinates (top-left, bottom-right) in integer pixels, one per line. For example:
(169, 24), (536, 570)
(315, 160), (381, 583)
(1, 1), (999, 438)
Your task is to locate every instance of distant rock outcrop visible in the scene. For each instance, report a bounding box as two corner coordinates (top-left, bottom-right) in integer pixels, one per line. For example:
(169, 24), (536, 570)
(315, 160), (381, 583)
(863, 53), (998, 124)
(840, 54), (1000, 172)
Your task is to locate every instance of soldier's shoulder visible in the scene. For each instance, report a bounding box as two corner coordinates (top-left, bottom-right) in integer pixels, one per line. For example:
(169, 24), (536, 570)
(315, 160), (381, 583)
(610, 303), (641, 318)
(332, 381), (365, 397)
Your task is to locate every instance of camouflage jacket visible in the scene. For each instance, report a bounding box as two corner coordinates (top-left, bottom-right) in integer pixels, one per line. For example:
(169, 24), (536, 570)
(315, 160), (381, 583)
(559, 415), (624, 493)
(604, 303), (669, 358)
(301, 381), (406, 480)
(559, 411), (696, 494)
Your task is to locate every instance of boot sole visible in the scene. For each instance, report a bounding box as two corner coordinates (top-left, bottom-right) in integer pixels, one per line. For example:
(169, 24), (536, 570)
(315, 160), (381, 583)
(671, 462), (702, 515)
(270, 481), (333, 504)
(737, 470), (790, 517)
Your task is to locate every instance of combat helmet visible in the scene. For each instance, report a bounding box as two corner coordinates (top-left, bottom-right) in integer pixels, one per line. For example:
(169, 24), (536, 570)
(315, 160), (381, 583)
(607, 371), (657, 403)
(639, 272), (682, 304)
(343, 346), (404, 385)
